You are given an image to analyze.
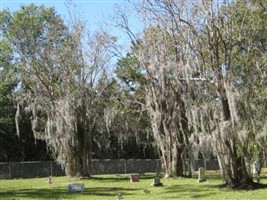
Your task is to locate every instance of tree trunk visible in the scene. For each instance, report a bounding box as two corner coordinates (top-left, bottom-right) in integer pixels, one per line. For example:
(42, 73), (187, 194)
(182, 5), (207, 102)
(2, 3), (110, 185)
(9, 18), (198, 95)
(158, 143), (171, 178)
(76, 106), (92, 178)
(65, 145), (81, 177)
(173, 144), (184, 177)
(218, 151), (252, 187)
(215, 92), (252, 186)
(81, 139), (90, 177)
(215, 77), (253, 187)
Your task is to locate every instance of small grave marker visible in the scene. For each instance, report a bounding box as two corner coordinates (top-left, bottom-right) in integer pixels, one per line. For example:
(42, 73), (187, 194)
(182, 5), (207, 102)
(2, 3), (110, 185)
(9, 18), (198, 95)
(130, 174), (139, 182)
(150, 177), (163, 186)
(47, 176), (52, 184)
(198, 167), (206, 183)
(253, 160), (261, 183)
(68, 183), (85, 192)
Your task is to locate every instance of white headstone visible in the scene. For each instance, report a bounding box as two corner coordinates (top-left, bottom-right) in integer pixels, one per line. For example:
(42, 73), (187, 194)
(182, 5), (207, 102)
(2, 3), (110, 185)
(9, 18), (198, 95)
(198, 167), (206, 182)
(253, 161), (260, 174)
(47, 176), (52, 184)
(68, 183), (85, 193)
(253, 160), (261, 183)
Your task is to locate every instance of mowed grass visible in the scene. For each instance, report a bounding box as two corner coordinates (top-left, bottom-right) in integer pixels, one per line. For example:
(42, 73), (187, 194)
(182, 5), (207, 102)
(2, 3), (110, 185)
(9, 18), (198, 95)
(1, 170), (267, 200)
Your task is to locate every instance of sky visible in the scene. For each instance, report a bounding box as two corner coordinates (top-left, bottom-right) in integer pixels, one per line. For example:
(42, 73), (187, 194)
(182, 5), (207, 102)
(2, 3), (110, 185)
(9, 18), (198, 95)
(1, 0), (126, 21)
(0, 0), (143, 47)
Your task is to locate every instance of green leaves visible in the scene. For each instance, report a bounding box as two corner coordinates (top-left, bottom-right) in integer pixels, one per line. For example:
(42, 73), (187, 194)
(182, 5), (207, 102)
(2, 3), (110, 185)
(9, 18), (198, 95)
(117, 53), (145, 89)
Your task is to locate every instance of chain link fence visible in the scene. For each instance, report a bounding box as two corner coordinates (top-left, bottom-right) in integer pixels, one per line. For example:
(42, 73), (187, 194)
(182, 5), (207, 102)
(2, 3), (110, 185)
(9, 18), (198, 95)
(0, 159), (220, 179)
(0, 159), (161, 179)
(0, 161), (65, 179)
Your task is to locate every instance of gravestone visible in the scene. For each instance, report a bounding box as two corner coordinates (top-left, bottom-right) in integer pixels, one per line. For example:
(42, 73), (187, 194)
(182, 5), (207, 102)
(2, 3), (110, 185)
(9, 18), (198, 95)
(198, 167), (206, 182)
(47, 176), (52, 184)
(253, 160), (261, 183)
(155, 165), (161, 178)
(150, 177), (163, 186)
(130, 174), (139, 182)
(68, 183), (85, 192)
(253, 160), (261, 174)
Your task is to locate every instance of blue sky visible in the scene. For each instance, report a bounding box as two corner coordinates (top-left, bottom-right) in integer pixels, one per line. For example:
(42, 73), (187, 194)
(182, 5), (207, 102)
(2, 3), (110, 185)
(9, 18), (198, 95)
(1, 0), (126, 28)
(0, 0), (145, 74)
(1, 0), (126, 18)
(0, 0), (143, 47)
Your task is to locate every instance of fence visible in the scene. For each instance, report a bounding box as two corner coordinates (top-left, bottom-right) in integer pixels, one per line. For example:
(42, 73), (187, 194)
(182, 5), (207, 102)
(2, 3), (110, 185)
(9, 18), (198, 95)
(0, 159), (161, 179)
(0, 159), (219, 179)
(0, 161), (65, 179)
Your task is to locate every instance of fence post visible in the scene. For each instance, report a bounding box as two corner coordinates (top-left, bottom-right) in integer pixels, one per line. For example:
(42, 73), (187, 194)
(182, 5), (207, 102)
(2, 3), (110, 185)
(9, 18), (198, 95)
(50, 161), (53, 177)
(124, 160), (127, 174)
(8, 163), (11, 179)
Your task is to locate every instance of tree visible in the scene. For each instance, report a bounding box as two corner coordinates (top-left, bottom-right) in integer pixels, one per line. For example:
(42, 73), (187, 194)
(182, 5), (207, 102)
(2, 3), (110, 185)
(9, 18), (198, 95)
(116, 6), (193, 176)
(0, 51), (21, 161)
(115, 54), (157, 159)
(159, 0), (267, 187)
(0, 4), (116, 177)
(185, 0), (267, 187)
(122, 0), (267, 186)
(0, 35), (50, 162)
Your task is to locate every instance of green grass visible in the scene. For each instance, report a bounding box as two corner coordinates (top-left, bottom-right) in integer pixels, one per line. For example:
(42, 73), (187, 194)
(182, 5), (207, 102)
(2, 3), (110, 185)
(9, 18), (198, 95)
(1, 170), (267, 200)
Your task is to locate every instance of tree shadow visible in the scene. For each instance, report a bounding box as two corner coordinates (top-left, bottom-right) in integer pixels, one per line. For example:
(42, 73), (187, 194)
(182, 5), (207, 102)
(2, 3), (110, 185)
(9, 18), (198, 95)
(90, 174), (155, 182)
(0, 186), (139, 199)
(89, 175), (129, 182)
(163, 183), (218, 199)
(218, 182), (267, 190)
(86, 186), (139, 196)
(0, 188), (74, 199)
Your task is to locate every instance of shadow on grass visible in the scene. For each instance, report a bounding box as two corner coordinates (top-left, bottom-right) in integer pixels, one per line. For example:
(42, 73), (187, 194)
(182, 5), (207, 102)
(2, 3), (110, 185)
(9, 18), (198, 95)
(0, 188), (73, 199)
(89, 175), (129, 182)
(164, 183), (218, 199)
(86, 186), (139, 196)
(90, 174), (155, 182)
(0, 186), (139, 199)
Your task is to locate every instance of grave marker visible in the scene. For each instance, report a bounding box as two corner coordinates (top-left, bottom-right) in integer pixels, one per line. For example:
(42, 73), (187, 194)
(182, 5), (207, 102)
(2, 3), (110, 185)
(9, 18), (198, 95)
(68, 183), (85, 192)
(198, 167), (206, 183)
(130, 174), (139, 182)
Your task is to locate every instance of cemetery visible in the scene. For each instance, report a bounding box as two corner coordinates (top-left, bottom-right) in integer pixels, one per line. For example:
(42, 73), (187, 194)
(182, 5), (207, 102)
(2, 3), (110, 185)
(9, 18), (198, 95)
(1, 169), (267, 200)
(1, 159), (267, 199)
(1, 0), (267, 199)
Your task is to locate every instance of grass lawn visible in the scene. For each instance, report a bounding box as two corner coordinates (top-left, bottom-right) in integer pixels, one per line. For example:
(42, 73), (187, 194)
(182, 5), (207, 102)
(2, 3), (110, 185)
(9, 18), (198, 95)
(1, 170), (267, 200)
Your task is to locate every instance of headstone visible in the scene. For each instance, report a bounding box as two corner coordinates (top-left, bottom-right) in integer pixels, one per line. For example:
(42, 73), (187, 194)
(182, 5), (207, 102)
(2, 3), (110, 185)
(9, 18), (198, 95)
(156, 166), (161, 177)
(47, 176), (52, 184)
(253, 160), (261, 183)
(130, 174), (139, 182)
(253, 160), (261, 174)
(198, 167), (206, 183)
(246, 162), (251, 174)
(150, 177), (163, 186)
(68, 183), (85, 192)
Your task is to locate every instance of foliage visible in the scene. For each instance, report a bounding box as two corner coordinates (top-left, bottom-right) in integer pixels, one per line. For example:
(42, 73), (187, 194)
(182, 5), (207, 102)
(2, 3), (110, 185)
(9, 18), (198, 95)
(0, 35), (50, 162)
(0, 4), (117, 176)
(116, 0), (267, 186)
(115, 53), (156, 159)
